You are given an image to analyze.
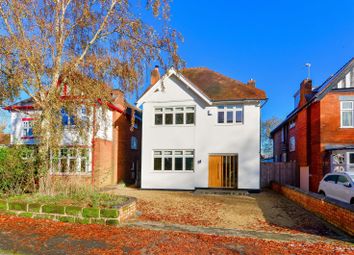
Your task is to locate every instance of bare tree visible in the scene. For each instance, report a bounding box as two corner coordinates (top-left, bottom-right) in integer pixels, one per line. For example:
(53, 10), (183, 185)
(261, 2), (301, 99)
(0, 0), (183, 177)
(261, 116), (281, 158)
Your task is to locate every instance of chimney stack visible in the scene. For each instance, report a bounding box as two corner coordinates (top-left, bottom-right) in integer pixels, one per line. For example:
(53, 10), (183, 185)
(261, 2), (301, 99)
(247, 79), (256, 87)
(298, 78), (313, 107)
(150, 65), (160, 85)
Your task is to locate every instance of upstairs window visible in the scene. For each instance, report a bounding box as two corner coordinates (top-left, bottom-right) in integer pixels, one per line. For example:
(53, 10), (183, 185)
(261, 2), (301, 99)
(217, 105), (243, 124)
(61, 108), (75, 127)
(154, 106), (195, 126)
(340, 101), (354, 128)
(22, 120), (33, 137)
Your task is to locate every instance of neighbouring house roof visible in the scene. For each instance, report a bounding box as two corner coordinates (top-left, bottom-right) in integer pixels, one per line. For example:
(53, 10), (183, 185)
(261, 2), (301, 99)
(180, 67), (267, 101)
(0, 133), (10, 145)
(270, 57), (354, 137)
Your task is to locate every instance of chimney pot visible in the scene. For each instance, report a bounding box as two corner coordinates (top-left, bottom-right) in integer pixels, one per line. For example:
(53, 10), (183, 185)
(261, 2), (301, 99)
(247, 79), (256, 87)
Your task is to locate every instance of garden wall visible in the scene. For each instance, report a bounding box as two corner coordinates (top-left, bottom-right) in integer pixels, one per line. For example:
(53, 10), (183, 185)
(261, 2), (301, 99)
(0, 197), (136, 226)
(271, 182), (354, 236)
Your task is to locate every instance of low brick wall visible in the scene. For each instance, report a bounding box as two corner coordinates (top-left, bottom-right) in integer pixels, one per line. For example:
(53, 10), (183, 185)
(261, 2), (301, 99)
(271, 182), (354, 236)
(0, 197), (136, 226)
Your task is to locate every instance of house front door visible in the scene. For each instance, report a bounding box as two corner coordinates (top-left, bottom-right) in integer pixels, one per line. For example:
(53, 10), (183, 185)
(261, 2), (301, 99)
(208, 155), (237, 188)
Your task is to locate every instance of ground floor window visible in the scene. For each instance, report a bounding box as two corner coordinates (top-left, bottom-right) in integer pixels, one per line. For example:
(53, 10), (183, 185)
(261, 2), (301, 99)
(50, 147), (91, 174)
(153, 150), (194, 171)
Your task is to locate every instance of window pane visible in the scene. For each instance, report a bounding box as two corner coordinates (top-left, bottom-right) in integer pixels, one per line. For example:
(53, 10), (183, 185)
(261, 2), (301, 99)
(226, 111), (233, 123)
(235, 105), (242, 109)
(217, 105), (224, 109)
(342, 111), (353, 127)
(165, 108), (173, 112)
(165, 113), (173, 125)
(175, 157), (183, 170)
(175, 107), (183, 111)
(164, 157), (172, 170)
(337, 175), (349, 184)
(175, 151), (183, 155)
(350, 153), (354, 164)
(155, 114), (163, 125)
(175, 113), (184, 124)
(80, 158), (87, 172)
(28, 128), (33, 136)
(186, 112), (194, 124)
(186, 106), (195, 111)
(60, 159), (67, 173)
(155, 108), (163, 112)
(185, 151), (194, 155)
(185, 157), (194, 171)
(342, 102), (353, 110)
(164, 151), (172, 155)
(154, 151), (162, 155)
(236, 111), (243, 123)
(154, 158), (162, 170)
(218, 111), (224, 123)
(69, 159), (76, 172)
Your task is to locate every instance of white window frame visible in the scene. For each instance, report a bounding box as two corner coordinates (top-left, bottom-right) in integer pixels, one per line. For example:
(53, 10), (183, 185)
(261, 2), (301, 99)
(154, 106), (195, 126)
(216, 105), (243, 125)
(289, 136), (295, 152)
(340, 101), (354, 128)
(22, 120), (33, 137)
(153, 149), (194, 172)
(50, 147), (91, 175)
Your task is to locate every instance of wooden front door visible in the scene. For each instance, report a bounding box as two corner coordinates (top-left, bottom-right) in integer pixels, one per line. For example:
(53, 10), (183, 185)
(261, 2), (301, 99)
(208, 155), (237, 188)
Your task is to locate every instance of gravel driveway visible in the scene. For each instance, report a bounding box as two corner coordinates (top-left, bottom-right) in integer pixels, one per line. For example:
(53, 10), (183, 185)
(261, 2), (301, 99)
(105, 186), (351, 240)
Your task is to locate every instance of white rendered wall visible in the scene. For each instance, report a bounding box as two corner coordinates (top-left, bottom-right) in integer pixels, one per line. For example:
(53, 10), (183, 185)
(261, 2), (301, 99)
(140, 75), (261, 190)
(10, 107), (113, 146)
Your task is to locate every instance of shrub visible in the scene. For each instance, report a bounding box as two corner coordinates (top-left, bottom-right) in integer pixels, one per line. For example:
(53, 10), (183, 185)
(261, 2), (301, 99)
(0, 146), (39, 195)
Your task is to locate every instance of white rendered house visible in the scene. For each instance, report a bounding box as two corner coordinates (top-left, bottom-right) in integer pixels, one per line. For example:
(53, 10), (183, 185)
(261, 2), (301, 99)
(137, 66), (267, 190)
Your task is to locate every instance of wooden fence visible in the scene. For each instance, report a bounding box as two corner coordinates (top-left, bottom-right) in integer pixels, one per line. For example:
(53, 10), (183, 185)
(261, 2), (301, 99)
(260, 162), (299, 188)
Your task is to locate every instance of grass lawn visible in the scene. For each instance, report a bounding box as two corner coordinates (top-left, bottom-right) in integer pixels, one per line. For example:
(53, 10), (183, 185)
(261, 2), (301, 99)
(2, 192), (128, 208)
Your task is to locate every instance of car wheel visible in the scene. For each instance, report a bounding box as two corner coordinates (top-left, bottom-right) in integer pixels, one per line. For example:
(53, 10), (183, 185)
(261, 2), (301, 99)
(319, 190), (326, 196)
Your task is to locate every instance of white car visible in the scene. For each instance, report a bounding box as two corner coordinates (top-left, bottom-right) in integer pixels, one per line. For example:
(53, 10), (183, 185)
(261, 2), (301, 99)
(318, 172), (354, 204)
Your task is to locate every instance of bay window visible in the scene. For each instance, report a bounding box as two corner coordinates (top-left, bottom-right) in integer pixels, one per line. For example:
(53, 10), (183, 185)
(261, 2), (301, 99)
(153, 150), (194, 171)
(51, 148), (90, 174)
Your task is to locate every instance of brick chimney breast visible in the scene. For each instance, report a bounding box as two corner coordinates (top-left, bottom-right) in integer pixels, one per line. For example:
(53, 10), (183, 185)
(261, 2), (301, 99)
(247, 79), (256, 87)
(150, 65), (160, 86)
(299, 78), (313, 107)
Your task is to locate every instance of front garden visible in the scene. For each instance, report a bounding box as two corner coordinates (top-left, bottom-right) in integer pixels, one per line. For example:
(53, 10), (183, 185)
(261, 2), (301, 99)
(0, 146), (136, 226)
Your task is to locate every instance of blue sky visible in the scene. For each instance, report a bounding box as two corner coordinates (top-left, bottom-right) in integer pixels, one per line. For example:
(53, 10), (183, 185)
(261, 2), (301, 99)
(165, 0), (354, 121)
(2, 1), (354, 131)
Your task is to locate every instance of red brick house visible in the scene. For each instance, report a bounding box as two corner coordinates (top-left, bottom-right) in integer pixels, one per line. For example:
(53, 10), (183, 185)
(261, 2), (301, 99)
(5, 88), (141, 188)
(271, 58), (354, 192)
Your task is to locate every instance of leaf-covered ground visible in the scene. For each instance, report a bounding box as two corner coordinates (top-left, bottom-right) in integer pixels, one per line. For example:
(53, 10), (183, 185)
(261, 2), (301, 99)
(0, 214), (353, 255)
(107, 187), (349, 238)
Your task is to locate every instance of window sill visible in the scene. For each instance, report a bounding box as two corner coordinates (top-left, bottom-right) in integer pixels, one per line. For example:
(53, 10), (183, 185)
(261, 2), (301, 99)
(151, 170), (194, 173)
(340, 126), (354, 129)
(153, 124), (195, 127)
(50, 172), (92, 176)
(21, 136), (35, 140)
(215, 123), (243, 126)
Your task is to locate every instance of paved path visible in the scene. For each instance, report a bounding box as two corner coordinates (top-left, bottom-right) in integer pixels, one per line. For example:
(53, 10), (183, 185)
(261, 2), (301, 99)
(124, 220), (354, 244)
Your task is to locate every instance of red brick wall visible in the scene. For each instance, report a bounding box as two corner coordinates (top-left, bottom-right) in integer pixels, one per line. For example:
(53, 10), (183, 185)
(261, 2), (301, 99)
(321, 91), (354, 144)
(273, 130), (282, 162)
(271, 182), (354, 236)
(296, 107), (308, 166)
(93, 138), (114, 187)
(308, 102), (322, 191)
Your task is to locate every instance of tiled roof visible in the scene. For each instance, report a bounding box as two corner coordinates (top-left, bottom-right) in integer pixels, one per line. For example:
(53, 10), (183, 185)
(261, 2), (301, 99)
(181, 67), (267, 101)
